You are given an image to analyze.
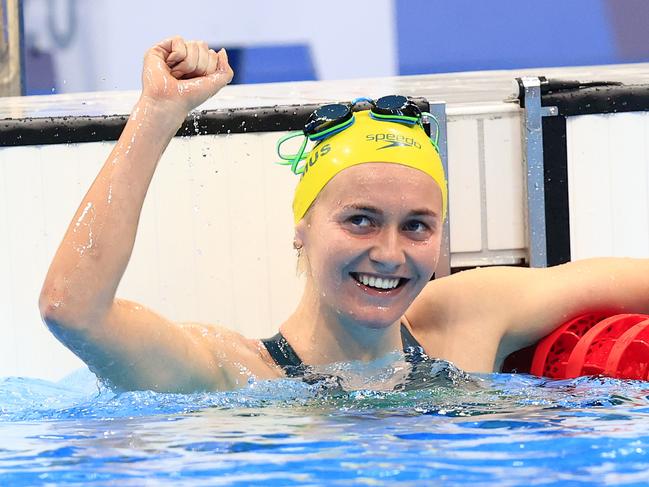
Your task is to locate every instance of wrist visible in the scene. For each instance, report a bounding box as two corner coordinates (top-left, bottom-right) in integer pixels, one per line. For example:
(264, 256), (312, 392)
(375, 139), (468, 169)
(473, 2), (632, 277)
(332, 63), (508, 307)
(135, 95), (188, 129)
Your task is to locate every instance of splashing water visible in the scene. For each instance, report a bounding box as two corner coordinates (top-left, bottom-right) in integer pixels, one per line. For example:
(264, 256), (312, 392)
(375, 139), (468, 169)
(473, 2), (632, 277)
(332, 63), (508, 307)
(2, 360), (649, 485)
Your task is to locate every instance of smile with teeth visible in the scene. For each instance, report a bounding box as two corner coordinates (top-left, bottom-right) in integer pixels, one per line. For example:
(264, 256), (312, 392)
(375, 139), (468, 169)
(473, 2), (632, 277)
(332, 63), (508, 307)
(351, 273), (406, 290)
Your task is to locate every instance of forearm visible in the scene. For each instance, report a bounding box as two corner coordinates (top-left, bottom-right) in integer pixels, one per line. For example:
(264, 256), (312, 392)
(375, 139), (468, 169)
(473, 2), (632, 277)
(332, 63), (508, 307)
(503, 257), (649, 348)
(40, 96), (186, 325)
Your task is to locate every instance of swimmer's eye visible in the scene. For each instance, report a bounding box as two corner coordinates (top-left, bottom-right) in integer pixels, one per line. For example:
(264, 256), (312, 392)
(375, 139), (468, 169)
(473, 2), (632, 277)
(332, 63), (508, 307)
(403, 220), (435, 238)
(402, 220), (431, 233)
(348, 215), (375, 228)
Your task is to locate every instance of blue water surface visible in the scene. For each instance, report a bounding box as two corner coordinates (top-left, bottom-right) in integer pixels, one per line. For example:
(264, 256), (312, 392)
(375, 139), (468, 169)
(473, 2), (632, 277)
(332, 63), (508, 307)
(2, 360), (649, 486)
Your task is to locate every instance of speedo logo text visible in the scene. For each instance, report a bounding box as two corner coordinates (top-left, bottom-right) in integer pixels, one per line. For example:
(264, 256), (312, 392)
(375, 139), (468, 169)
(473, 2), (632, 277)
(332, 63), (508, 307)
(366, 133), (422, 150)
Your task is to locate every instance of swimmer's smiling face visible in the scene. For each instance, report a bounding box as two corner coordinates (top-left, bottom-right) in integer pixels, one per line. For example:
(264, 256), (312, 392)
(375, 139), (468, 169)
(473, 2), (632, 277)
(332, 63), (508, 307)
(296, 163), (444, 329)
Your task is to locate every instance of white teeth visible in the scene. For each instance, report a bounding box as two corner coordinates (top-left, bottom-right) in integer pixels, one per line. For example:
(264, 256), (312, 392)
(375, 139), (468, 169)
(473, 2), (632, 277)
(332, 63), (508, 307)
(355, 273), (400, 290)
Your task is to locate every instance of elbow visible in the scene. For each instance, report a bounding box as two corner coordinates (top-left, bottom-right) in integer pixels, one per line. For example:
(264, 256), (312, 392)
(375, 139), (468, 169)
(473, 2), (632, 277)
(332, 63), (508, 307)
(39, 286), (67, 329)
(39, 283), (57, 319)
(39, 284), (80, 332)
(39, 288), (93, 353)
(39, 282), (109, 336)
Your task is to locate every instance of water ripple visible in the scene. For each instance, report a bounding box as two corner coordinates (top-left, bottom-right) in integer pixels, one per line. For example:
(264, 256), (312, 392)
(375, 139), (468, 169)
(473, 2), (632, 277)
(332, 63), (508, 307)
(1, 365), (649, 484)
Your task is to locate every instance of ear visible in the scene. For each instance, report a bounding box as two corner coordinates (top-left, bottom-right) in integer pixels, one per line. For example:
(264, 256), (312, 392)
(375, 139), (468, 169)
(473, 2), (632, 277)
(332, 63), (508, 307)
(293, 218), (307, 249)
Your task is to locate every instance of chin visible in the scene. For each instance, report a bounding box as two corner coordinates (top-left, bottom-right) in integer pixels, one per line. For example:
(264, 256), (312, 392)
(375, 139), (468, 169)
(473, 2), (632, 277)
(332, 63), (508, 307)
(341, 305), (404, 329)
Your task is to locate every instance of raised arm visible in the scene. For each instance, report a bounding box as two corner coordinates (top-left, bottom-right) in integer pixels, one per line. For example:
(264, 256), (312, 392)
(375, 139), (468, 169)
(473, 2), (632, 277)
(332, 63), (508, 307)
(38, 37), (264, 392)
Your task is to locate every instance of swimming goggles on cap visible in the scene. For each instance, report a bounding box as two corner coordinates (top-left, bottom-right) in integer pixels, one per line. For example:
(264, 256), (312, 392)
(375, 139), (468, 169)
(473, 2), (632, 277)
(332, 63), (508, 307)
(277, 95), (440, 175)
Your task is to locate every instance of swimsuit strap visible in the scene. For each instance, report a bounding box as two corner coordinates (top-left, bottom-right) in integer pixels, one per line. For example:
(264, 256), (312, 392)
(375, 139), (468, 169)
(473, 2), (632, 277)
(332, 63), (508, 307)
(262, 323), (428, 376)
(400, 323), (421, 349)
(261, 333), (307, 377)
(400, 323), (428, 364)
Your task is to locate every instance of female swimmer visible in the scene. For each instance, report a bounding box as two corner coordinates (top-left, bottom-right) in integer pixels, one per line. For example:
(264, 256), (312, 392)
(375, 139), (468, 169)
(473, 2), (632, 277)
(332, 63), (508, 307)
(39, 37), (649, 392)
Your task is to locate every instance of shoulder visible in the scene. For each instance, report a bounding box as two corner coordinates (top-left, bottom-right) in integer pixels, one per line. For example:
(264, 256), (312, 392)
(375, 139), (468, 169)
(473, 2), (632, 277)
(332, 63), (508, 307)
(181, 322), (284, 384)
(404, 266), (535, 370)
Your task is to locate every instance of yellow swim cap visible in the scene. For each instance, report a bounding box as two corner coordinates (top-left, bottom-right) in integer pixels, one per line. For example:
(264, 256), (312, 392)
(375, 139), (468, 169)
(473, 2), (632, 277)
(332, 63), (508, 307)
(292, 111), (447, 224)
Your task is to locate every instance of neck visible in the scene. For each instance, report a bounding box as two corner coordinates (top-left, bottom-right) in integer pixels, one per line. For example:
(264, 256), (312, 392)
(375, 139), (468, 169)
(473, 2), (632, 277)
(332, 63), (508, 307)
(280, 279), (403, 365)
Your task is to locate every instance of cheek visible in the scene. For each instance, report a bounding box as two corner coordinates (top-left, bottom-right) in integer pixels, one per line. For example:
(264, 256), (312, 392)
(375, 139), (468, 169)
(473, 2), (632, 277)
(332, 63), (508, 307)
(306, 232), (360, 283)
(412, 237), (442, 274)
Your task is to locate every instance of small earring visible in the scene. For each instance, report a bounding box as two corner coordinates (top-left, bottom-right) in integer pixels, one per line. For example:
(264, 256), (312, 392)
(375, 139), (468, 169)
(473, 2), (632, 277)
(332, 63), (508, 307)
(293, 241), (303, 258)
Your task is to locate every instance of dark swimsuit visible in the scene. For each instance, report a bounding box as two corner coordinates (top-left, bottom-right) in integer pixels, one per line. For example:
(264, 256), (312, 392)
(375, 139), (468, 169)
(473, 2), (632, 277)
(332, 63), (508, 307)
(262, 323), (428, 378)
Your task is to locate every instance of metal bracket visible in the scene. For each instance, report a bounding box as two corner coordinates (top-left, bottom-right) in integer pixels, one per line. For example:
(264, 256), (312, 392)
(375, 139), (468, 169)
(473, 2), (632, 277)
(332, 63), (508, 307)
(518, 77), (558, 268)
(541, 106), (558, 117)
(428, 101), (451, 278)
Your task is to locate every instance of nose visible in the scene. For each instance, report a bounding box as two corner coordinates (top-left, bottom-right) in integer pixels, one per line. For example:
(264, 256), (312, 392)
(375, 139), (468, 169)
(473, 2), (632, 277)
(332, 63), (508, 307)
(368, 227), (406, 272)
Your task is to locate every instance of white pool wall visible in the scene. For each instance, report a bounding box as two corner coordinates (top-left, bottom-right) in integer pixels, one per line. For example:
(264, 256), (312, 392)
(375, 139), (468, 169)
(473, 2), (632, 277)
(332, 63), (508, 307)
(567, 112), (649, 260)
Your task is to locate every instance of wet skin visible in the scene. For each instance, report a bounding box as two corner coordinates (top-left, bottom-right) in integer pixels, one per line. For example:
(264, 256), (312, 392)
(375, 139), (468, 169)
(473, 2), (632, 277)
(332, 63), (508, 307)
(299, 163), (443, 329)
(275, 163), (445, 367)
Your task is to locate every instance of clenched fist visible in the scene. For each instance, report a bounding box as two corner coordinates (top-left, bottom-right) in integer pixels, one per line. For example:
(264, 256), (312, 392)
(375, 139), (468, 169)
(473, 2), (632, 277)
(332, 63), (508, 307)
(141, 36), (234, 116)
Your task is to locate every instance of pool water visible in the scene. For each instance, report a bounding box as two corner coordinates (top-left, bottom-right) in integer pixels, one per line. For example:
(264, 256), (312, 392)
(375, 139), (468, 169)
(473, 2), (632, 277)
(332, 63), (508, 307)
(2, 358), (649, 486)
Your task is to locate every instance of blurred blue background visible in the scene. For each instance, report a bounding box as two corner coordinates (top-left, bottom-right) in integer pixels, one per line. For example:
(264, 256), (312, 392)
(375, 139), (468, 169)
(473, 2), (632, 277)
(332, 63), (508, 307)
(22, 0), (649, 95)
(397, 0), (640, 74)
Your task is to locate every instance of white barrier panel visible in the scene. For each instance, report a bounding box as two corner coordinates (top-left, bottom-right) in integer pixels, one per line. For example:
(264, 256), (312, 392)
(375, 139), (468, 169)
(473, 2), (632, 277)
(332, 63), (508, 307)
(567, 112), (649, 260)
(0, 134), (305, 379)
